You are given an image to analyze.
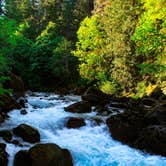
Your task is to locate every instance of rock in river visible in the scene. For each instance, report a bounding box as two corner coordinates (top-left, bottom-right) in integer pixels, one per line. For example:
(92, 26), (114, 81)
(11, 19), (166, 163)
(66, 117), (86, 128)
(13, 124), (40, 143)
(14, 143), (73, 166)
(64, 101), (91, 113)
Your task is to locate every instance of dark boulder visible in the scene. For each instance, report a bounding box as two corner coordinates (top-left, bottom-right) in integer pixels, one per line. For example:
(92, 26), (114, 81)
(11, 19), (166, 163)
(106, 94), (166, 156)
(64, 101), (91, 113)
(62, 149), (73, 166)
(13, 124), (40, 143)
(66, 117), (86, 128)
(106, 109), (146, 144)
(14, 143), (73, 166)
(0, 143), (8, 166)
(0, 130), (12, 142)
(134, 125), (166, 156)
(14, 150), (30, 166)
(20, 109), (28, 115)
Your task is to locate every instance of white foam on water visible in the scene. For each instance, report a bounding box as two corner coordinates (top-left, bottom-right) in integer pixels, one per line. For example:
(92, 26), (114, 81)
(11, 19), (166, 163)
(1, 92), (166, 166)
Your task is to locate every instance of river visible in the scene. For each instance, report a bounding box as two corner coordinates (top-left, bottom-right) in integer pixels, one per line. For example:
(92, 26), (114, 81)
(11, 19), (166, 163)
(1, 92), (166, 166)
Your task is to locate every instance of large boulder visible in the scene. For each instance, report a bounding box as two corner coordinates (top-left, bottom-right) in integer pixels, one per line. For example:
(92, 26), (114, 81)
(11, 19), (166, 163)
(13, 124), (40, 143)
(106, 109), (146, 144)
(14, 143), (73, 166)
(14, 150), (30, 166)
(64, 101), (91, 113)
(66, 117), (86, 128)
(106, 93), (166, 156)
(134, 125), (166, 156)
(0, 143), (8, 166)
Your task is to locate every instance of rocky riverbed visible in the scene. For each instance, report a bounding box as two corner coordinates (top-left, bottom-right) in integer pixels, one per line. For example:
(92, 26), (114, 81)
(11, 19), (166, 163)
(0, 89), (166, 166)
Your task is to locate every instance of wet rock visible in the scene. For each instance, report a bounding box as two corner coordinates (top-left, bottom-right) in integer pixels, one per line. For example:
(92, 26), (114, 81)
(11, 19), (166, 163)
(14, 143), (73, 166)
(0, 143), (8, 166)
(64, 101), (91, 113)
(106, 110), (146, 144)
(66, 117), (86, 128)
(106, 92), (166, 156)
(134, 125), (166, 156)
(62, 149), (73, 166)
(20, 109), (28, 115)
(17, 97), (27, 108)
(13, 124), (40, 143)
(14, 150), (30, 166)
(0, 130), (12, 142)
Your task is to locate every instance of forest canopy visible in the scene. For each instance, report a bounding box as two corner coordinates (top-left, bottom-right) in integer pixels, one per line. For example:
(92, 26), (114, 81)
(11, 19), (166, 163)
(0, 0), (165, 97)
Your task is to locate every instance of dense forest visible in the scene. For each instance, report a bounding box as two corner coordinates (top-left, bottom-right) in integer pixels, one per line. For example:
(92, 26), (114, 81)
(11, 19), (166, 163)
(0, 0), (165, 97)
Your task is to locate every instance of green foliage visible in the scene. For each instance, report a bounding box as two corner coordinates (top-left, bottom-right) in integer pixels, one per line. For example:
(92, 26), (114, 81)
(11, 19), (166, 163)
(74, 16), (104, 81)
(74, 0), (140, 95)
(132, 0), (166, 90)
(0, 76), (12, 97)
(74, 0), (165, 96)
(0, 17), (17, 68)
(8, 21), (78, 89)
(2, 0), (165, 97)
(0, 0), (92, 91)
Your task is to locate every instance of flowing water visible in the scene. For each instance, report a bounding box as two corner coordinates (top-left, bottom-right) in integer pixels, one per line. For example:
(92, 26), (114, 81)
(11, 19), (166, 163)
(1, 92), (166, 166)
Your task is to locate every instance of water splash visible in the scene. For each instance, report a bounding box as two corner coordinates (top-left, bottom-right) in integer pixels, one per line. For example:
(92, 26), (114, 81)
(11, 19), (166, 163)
(1, 92), (166, 166)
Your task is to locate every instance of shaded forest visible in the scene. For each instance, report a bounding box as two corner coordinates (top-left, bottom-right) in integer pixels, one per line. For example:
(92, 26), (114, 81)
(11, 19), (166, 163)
(0, 0), (165, 97)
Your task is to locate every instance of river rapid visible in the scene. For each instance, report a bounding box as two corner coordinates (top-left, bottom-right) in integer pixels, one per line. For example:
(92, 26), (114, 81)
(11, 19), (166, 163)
(1, 92), (166, 166)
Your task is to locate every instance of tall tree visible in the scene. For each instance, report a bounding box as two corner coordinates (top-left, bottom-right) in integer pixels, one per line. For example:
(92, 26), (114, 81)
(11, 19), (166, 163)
(74, 0), (140, 95)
